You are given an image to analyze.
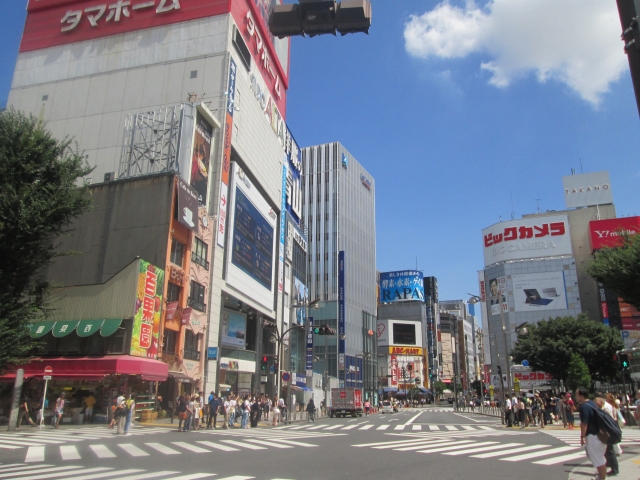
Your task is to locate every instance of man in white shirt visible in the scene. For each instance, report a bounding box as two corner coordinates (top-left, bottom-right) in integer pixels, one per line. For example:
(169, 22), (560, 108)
(222, 397), (230, 429)
(229, 396), (237, 427)
(505, 395), (513, 427)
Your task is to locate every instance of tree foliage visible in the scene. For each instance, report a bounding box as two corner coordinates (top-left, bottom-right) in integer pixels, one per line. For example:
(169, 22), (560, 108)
(510, 314), (623, 384)
(0, 108), (93, 373)
(434, 381), (447, 395)
(566, 354), (592, 392)
(587, 233), (640, 309)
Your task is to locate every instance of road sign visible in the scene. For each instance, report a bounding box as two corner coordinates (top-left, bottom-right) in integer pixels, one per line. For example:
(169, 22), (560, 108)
(521, 360), (529, 367)
(282, 372), (291, 382)
(43, 375), (51, 380)
(44, 366), (53, 375)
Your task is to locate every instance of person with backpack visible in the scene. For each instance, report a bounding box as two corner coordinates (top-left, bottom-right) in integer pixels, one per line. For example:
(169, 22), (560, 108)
(176, 394), (188, 432)
(576, 388), (611, 480)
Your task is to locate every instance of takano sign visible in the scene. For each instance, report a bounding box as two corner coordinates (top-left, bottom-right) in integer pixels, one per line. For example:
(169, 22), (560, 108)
(482, 215), (572, 266)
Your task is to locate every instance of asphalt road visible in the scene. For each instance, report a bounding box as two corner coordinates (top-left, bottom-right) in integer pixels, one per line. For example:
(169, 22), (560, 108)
(1, 407), (638, 480)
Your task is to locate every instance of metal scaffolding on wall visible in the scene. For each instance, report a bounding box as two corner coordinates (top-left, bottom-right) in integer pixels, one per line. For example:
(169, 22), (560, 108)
(118, 105), (184, 179)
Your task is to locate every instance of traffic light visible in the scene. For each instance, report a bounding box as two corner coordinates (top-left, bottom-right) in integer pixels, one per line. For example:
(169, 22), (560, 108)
(429, 373), (433, 379)
(313, 325), (336, 335)
(620, 353), (630, 370)
(261, 356), (268, 371)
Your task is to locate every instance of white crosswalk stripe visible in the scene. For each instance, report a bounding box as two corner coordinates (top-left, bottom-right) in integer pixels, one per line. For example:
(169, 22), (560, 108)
(0, 462), (292, 480)
(351, 434), (588, 466)
(541, 428), (640, 447)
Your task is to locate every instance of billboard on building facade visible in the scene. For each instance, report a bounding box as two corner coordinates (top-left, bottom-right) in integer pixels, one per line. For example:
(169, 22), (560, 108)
(512, 272), (568, 312)
(379, 270), (425, 303)
(589, 216), (640, 251)
(563, 171), (613, 209)
(487, 276), (507, 315)
(221, 310), (247, 349)
(131, 260), (164, 358)
(189, 205), (212, 336)
(225, 162), (277, 310)
(191, 112), (213, 206)
(482, 215), (572, 266)
(177, 177), (199, 234)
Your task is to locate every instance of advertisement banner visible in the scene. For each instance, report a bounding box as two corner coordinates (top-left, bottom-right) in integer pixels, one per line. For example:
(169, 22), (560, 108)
(379, 270), (425, 303)
(217, 58), (237, 249)
(306, 318), (314, 377)
(177, 177), (199, 234)
(390, 355), (398, 386)
(512, 272), (568, 312)
(622, 330), (640, 349)
(21, 0), (229, 53)
(563, 171), (613, 209)
(338, 251), (345, 380)
(589, 216), (640, 251)
(131, 260), (164, 358)
(165, 301), (178, 321)
(278, 164), (286, 293)
(388, 346), (424, 356)
(620, 299), (640, 318)
(482, 215), (571, 266)
(487, 276), (508, 315)
(377, 320), (389, 347)
(189, 204), (211, 336)
(191, 112), (213, 206)
(221, 311), (247, 349)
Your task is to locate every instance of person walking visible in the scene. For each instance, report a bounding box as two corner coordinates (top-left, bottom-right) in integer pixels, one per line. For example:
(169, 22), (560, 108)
(124, 394), (135, 435)
(534, 393), (545, 429)
(222, 396), (230, 429)
(193, 394), (201, 430)
(53, 393), (66, 429)
(177, 394), (188, 432)
(272, 396), (281, 427)
(265, 397), (271, 421)
(603, 393), (620, 477)
(241, 395), (250, 429)
(17, 395), (36, 428)
(116, 396), (126, 434)
(184, 395), (195, 432)
(207, 392), (219, 429)
(505, 395), (513, 427)
(565, 393), (576, 430)
(228, 394), (237, 427)
(512, 394), (519, 426)
(84, 392), (96, 424)
(364, 400), (370, 416)
(250, 397), (260, 428)
(576, 388), (607, 480)
(306, 399), (316, 422)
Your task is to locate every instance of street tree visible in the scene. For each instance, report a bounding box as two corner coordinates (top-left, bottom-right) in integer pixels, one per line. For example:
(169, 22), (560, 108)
(0, 108), (93, 373)
(510, 314), (623, 384)
(566, 354), (592, 392)
(587, 233), (640, 309)
(434, 381), (446, 395)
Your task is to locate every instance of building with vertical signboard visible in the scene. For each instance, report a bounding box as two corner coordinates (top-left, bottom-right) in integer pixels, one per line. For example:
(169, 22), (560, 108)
(4, 0), (303, 406)
(301, 143), (377, 402)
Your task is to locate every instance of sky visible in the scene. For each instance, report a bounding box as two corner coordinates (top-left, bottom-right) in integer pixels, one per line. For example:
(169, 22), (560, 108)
(2, 0), (640, 307)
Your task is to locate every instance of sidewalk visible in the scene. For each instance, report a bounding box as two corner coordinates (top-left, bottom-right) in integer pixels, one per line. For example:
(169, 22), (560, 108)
(568, 453), (640, 479)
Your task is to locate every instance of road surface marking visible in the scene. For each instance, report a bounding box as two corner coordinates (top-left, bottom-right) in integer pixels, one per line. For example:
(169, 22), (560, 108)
(221, 440), (266, 450)
(533, 451), (586, 465)
(444, 443), (524, 456)
(501, 446), (577, 461)
(59, 445), (80, 460)
(145, 443), (180, 455)
(118, 443), (149, 457)
(172, 442), (210, 453)
(418, 441), (497, 454)
(196, 441), (239, 452)
(471, 444), (549, 458)
(24, 446), (45, 462)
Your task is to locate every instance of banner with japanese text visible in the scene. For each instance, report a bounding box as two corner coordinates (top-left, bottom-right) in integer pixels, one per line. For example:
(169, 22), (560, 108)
(131, 259), (164, 358)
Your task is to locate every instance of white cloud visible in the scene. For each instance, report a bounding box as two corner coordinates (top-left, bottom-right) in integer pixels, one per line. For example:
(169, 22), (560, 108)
(404, 0), (628, 105)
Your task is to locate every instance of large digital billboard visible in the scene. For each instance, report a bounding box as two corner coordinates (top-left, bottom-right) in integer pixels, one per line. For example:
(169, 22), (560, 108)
(379, 270), (424, 303)
(226, 162), (277, 310)
(512, 272), (568, 312)
(482, 215), (572, 266)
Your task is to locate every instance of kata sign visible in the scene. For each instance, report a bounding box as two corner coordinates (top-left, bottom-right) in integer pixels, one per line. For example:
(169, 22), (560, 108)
(21, 0), (229, 53)
(482, 215), (571, 266)
(389, 346), (424, 356)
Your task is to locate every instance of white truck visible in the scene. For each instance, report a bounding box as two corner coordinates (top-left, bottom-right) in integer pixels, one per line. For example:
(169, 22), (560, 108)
(329, 388), (363, 418)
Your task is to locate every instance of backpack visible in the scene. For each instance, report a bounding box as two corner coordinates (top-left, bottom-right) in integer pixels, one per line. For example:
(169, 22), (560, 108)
(592, 404), (622, 444)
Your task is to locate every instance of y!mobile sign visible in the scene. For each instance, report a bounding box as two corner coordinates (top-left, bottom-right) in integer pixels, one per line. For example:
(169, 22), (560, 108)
(589, 216), (640, 251)
(482, 215), (572, 266)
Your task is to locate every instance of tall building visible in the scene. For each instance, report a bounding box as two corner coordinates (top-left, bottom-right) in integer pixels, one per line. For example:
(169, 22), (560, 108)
(440, 300), (475, 391)
(301, 142), (377, 400)
(2, 0), (303, 408)
(479, 171), (616, 391)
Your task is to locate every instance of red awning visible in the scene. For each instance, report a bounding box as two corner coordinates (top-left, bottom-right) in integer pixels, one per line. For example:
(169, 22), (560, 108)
(0, 355), (168, 382)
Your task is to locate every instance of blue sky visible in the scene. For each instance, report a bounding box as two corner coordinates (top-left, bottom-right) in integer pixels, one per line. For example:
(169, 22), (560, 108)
(2, 0), (639, 306)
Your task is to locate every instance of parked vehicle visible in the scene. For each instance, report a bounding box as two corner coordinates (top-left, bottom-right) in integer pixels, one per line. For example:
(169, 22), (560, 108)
(330, 388), (363, 418)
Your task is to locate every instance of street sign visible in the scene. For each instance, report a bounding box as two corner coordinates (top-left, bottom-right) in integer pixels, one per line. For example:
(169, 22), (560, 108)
(43, 375), (52, 380)
(521, 360), (529, 367)
(44, 366), (53, 375)
(282, 372), (291, 382)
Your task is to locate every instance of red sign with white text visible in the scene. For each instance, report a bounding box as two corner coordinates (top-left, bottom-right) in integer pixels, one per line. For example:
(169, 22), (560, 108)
(589, 217), (640, 251)
(22, 0), (228, 53)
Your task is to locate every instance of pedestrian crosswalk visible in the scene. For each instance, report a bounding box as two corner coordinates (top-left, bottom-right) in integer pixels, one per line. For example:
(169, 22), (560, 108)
(0, 463), (292, 480)
(272, 423), (494, 432)
(0, 426), (169, 450)
(541, 428), (640, 447)
(21, 436), (322, 463)
(352, 432), (587, 466)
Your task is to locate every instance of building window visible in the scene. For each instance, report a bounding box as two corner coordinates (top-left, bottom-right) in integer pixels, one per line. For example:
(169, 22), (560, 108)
(183, 330), (201, 361)
(170, 240), (184, 267)
(188, 280), (206, 312)
(192, 237), (209, 270)
(284, 292), (289, 308)
(167, 283), (181, 303)
(233, 26), (251, 71)
(162, 330), (178, 354)
(393, 323), (416, 345)
(285, 264), (290, 279)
